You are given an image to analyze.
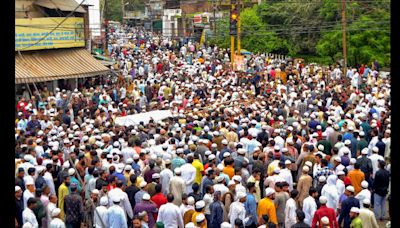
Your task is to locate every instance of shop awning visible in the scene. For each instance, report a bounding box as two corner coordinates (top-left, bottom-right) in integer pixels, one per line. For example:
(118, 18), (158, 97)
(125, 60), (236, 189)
(15, 48), (110, 84)
(34, 0), (86, 13)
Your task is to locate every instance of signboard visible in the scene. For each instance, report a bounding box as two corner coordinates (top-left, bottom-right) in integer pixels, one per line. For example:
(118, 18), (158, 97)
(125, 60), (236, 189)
(193, 15), (202, 24)
(115, 110), (173, 126)
(234, 55), (244, 71)
(15, 17), (85, 51)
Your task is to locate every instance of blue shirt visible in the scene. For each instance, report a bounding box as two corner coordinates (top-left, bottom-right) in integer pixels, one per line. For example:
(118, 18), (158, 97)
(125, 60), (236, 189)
(339, 196), (360, 228)
(342, 133), (354, 142)
(209, 201), (224, 228)
(244, 193), (258, 226)
(107, 205), (128, 228)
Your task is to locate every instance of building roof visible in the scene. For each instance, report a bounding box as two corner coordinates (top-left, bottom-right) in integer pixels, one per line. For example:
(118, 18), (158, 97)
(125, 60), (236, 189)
(34, 0), (87, 13)
(15, 48), (110, 84)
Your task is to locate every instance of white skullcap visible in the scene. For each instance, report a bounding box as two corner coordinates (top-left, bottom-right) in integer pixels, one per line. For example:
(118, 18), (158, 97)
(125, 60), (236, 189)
(285, 160), (292, 165)
(92, 189), (100, 195)
(15, 186), (22, 192)
(236, 191), (247, 200)
(185, 222), (196, 228)
(221, 222), (231, 228)
(232, 175), (242, 182)
(318, 145), (324, 151)
(51, 208), (61, 217)
(195, 213), (206, 223)
(321, 216), (329, 224)
(142, 193), (150, 200)
(217, 164), (224, 171)
(363, 198), (371, 205)
(208, 154), (216, 160)
(211, 143), (218, 148)
(361, 180), (368, 188)
(152, 173), (161, 179)
(361, 148), (369, 155)
(319, 196), (328, 204)
(305, 161), (313, 167)
(274, 145), (280, 151)
(222, 139), (228, 145)
(237, 148), (246, 155)
(195, 200), (205, 209)
(174, 168), (181, 175)
(346, 185), (355, 193)
(344, 140), (351, 145)
(68, 168), (75, 176)
(223, 152), (230, 158)
(318, 176), (326, 182)
(350, 207), (360, 213)
(100, 196), (108, 206)
(372, 147), (379, 153)
(316, 125), (321, 130)
(334, 157), (341, 162)
(303, 166), (310, 172)
(205, 151), (212, 156)
(139, 181), (147, 188)
(265, 187), (276, 196)
(216, 175), (224, 183)
(337, 171), (345, 176)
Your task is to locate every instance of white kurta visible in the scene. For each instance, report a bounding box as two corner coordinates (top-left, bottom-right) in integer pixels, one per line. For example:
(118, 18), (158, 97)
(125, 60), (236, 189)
(160, 168), (174, 195)
(279, 168), (294, 191)
(355, 189), (372, 209)
(49, 218), (65, 228)
(321, 175), (340, 209)
(228, 201), (246, 228)
(169, 176), (186, 206)
(23, 190), (35, 209)
(108, 188), (133, 219)
(22, 208), (39, 228)
(180, 164), (196, 193)
(284, 198), (297, 228)
(368, 154), (384, 178)
(44, 172), (56, 195)
(302, 196), (317, 226)
(157, 202), (184, 228)
(94, 205), (109, 228)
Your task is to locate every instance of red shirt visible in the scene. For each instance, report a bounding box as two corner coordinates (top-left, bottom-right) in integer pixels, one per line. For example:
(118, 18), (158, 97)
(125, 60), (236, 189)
(151, 193), (167, 209)
(344, 176), (352, 186)
(311, 205), (339, 228)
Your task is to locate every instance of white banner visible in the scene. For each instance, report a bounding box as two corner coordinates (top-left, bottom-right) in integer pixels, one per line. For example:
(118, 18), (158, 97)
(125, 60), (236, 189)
(114, 110), (173, 126)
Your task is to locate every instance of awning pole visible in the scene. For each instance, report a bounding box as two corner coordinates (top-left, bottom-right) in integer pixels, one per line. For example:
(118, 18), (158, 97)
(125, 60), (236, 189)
(31, 81), (43, 102)
(25, 83), (33, 99)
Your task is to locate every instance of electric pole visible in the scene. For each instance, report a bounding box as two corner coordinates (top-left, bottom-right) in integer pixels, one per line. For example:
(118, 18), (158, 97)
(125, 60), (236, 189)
(212, 0), (217, 35)
(237, 0), (240, 56)
(121, 0), (125, 24)
(104, 0), (109, 56)
(229, 0), (238, 69)
(341, 0), (347, 75)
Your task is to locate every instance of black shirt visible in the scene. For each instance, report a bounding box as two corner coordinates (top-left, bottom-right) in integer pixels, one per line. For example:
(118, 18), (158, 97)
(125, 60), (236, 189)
(372, 168), (390, 196)
(15, 197), (23, 228)
(291, 222), (311, 228)
(125, 185), (140, 209)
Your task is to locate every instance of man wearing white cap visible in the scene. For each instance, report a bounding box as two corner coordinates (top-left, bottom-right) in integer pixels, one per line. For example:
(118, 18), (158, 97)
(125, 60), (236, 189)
(355, 181), (371, 209)
(302, 187), (318, 226)
(296, 166), (313, 207)
(108, 180), (133, 220)
(16, 186), (24, 227)
(180, 156), (197, 194)
(338, 186), (360, 228)
(358, 199), (379, 228)
(368, 146), (384, 178)
(279, 160), (294, 191)
(257, 188), (278, 225)
(157, 193), (184, 228)
(49, 208), (65, 228)
(349, 207), (362, 228)
(23, 178), (36, 210)
(22, 198), (38, 228)
(311, 196), (339, 228)
(160, 159), (174, 195)
(169, 168), (186, 206)
(321, 174), (340, 210)
(228, 191), (247, 227)
(107, 195), (128, 228)
(94, 196), (109, 228)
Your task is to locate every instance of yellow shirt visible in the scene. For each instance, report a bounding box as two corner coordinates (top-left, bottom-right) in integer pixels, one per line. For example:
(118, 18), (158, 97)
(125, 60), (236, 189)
(191, 212), (207, 227)
(58, 183), (69, 221)
(192, 160), (204, 185)
(223, 166), (235, 179)
(257, 197), (278, 225)
(135, 176), (145, 188)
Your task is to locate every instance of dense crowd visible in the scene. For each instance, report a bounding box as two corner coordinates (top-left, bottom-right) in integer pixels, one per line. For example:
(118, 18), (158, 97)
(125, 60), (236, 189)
(15, 26), (391, 228)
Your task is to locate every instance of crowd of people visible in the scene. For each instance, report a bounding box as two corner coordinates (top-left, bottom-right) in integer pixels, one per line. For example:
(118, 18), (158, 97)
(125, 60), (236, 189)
(15, 26), (391, 228)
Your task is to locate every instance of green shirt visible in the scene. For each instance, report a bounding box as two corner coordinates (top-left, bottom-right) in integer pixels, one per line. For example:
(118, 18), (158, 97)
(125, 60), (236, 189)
(350, 217), (363, 228)
(317, 140), (332, 155)
(357, 140), (368, 152)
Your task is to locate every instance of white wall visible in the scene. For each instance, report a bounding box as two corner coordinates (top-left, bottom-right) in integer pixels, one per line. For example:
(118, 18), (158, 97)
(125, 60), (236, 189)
(75, 0), (101, 37)
(162, 9), (181, 38)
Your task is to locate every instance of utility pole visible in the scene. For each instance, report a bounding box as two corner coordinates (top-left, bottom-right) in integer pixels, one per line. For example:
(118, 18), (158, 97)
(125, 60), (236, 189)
(104, 0), (109, 56)
(237, 0), (240, 56)
(121, 0), (125, 24)
(212, 0), (216, 35)
(229, 0), (238, 69)
(341, 0), (347, 75)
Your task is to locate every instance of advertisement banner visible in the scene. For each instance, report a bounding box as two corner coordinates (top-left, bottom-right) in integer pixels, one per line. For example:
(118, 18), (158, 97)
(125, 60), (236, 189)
(15, 17), (85, 51)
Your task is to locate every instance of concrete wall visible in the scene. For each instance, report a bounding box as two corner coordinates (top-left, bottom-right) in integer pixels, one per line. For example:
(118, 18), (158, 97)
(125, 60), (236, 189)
(162, 9), (181, 37)
(75, 0), (101, 37)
